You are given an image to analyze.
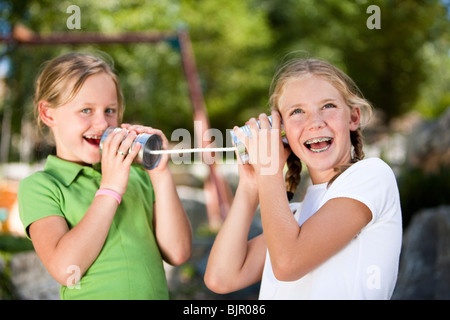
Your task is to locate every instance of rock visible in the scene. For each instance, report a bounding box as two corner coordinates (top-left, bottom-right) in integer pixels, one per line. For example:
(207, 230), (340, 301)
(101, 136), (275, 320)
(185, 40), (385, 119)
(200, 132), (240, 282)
(406, 106), (450, 172)
(392, 206), (450, 299)
(10, 251), (60, 300)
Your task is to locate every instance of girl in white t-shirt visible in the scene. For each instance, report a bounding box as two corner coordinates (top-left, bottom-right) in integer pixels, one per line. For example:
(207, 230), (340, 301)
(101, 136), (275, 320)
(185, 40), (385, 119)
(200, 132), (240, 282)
(204, 58), (402, 299)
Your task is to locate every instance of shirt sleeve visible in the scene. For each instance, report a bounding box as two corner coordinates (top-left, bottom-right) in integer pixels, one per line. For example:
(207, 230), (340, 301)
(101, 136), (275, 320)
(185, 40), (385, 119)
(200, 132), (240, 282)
(18, 172), (65, 238)
(323, 158), (399, 223)
(290, 202), (302, 219)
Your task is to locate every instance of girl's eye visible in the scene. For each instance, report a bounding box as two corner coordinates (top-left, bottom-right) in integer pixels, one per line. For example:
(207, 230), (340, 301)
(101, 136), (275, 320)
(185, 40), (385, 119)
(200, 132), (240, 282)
(81, 108), (91, 114)
(105, 108), (116, 115)
(291, 108), (303, 115)
(323, 103), (336, 109)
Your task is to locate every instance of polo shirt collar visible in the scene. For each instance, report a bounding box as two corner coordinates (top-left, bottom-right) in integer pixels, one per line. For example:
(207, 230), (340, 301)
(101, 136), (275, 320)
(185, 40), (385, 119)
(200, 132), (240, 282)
(44, 155), (102, 187)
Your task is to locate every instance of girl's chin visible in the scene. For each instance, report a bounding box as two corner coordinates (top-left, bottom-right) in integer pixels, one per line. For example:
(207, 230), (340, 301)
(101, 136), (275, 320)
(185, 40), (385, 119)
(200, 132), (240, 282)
(81, 152), (101, 165)
(56, 148), (101, 165)
(85, 146), (102, 163)
(89, 155), (102, 164)
(302, 155), (339, 172)
(299, 149), (332, 163)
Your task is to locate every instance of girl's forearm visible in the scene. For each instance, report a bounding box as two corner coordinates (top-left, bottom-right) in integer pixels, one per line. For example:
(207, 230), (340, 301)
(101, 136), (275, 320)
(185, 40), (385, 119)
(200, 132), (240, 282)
(257, 174), (372, 281)
(150, 168), (192, 266)
(204, 183), (262, 293)
(33, 195), (119, 286)
(256, 173), (303, 279)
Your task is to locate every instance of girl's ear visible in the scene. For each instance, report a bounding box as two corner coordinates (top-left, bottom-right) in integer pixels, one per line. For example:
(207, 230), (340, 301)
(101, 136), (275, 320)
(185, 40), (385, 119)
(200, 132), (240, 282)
(349, 107), (361, 131)
(39, 101), (56, 127)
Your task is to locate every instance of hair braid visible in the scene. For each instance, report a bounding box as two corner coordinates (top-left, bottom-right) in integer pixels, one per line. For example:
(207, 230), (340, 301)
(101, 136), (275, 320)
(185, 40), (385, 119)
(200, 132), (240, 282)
(350, 129), (364, 163)
(285, 152), (302, 201)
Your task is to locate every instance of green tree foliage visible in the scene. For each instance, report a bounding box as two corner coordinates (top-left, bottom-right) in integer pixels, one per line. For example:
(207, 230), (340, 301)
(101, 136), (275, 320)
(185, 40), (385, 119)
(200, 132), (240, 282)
(259, 0), (450, 121)
(180, 0), (274, 132)
(0, 0), (449, 162)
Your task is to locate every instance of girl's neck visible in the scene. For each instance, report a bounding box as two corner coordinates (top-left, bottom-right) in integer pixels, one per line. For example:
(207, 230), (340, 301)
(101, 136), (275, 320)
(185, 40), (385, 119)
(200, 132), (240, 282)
(56, 154), (93, 168)
(309, 169), (336, 185)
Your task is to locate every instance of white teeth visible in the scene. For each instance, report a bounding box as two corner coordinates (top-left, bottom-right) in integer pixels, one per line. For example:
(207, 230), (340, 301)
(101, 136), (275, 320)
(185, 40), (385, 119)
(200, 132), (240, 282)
(305, 137), (332, 145)
(310, 145), (330, 153)
(84, 135), (101, 139)
(304, 137), (332, 153)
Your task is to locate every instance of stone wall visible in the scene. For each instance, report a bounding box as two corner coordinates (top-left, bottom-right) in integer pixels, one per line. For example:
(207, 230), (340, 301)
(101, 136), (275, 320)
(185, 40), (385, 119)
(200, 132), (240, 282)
(392, 206), (450, 299)
(9, 251), (60, 300)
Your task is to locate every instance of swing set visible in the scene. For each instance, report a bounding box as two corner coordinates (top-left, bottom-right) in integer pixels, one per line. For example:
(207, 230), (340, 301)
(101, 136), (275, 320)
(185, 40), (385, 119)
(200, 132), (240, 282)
(0, 24), (232, 229)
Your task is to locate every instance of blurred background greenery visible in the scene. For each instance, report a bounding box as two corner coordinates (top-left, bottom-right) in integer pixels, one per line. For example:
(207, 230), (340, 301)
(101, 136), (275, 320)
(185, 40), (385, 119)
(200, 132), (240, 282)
(1, 0), (449, 158)
(0, 0), (449, 234)
(2, 0), (449, 220)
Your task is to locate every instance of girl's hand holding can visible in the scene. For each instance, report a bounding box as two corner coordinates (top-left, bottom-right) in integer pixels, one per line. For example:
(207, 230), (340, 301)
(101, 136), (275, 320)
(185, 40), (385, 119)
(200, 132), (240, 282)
(234, 111), (290, 176)
(120, 124), (170, 174)
(99, 128), (141, 196)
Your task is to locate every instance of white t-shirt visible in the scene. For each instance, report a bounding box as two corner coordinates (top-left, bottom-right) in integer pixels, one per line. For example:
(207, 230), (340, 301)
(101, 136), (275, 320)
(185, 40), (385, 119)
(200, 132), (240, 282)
(259, 158), (402, 300)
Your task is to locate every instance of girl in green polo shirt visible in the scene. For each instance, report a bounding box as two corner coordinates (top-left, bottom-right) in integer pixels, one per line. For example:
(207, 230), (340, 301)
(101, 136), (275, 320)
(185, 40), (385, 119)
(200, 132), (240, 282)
(18, 52), (192, 299)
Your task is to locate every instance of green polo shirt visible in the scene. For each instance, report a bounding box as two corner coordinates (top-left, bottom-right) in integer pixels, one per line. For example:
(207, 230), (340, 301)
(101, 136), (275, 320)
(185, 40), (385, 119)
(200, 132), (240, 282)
(18, 155), (169, 300)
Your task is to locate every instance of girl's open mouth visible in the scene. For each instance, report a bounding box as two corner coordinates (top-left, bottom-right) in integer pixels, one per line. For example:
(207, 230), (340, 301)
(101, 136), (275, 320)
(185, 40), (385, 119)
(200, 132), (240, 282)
(304, 137), (333, 153)
(84, 135), (102, 147)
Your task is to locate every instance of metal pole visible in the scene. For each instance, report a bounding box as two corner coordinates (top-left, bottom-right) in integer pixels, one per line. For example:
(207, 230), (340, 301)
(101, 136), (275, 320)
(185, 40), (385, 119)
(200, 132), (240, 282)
(177, 29), (232, 225)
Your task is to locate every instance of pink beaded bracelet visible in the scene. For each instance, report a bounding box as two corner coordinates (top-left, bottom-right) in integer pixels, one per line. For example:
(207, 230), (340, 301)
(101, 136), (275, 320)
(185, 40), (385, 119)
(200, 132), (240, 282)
(95, 189), (122, 205)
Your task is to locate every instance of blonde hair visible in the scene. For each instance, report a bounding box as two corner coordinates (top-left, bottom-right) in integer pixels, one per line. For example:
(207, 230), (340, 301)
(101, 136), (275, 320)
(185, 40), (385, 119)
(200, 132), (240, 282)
(269, 58), (373, 200)
(34, 52), (124, 131)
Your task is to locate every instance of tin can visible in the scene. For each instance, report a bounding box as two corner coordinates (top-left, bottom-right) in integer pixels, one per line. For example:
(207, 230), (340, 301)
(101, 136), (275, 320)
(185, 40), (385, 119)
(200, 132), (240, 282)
(100, 127), (163, 170)
(229, 115), (288, 164)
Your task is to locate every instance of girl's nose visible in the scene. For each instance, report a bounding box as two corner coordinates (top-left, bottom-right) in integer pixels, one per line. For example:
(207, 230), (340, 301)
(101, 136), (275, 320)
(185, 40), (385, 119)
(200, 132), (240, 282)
(93, 114), (109, 130)
(307, 111), (325, 130)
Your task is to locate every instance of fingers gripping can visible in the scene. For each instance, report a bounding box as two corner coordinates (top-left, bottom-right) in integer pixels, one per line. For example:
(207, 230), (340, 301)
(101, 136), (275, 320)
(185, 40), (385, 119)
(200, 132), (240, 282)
(100, 127), (163, 170)
(229, 115), (289, 164)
